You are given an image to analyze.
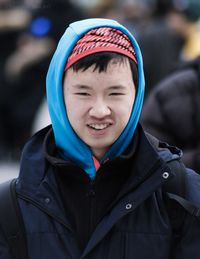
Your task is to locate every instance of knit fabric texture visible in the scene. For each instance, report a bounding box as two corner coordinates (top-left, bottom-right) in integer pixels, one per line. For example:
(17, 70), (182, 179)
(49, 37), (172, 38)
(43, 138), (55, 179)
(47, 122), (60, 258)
(65, 27), (137, 70)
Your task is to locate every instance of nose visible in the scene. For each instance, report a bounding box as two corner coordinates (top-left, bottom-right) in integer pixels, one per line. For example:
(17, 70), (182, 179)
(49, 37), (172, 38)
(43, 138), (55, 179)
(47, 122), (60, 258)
(89, 99), (111, 118)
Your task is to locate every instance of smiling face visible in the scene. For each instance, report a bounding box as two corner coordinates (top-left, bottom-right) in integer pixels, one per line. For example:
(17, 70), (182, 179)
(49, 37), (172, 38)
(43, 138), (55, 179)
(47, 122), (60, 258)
(63, 59), (136, 160)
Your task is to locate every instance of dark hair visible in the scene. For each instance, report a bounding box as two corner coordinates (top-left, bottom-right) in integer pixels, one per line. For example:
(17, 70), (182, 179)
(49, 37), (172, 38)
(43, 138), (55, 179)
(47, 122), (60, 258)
(71, 52), (138, 88)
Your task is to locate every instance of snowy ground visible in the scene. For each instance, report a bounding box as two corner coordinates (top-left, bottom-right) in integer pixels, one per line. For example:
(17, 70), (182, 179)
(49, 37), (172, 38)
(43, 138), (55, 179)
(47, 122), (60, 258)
(0, 162), (19, 183)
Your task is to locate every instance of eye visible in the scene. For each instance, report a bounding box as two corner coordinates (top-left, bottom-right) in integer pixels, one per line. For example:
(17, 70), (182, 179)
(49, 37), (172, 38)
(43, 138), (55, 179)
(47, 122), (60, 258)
(75, 92), (91, 96)
(109, 93), (125, 96)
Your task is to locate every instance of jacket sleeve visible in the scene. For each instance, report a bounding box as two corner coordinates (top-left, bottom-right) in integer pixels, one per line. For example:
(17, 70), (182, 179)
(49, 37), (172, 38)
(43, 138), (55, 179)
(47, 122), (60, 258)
(0, 231), (13, 259)
(185, 168), (200, 205)
(182, 149), (200, 173)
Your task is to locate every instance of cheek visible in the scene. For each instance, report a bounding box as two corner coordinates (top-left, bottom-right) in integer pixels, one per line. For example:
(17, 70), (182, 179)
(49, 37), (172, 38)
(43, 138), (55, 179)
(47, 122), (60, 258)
(65, 97), (75, 121)
(119, 96), (135, 120)
(121, 98), (134, 127)
(66, 101), (78, 121)
(65, 98), (88, 123)
(122, 106), (133, 124)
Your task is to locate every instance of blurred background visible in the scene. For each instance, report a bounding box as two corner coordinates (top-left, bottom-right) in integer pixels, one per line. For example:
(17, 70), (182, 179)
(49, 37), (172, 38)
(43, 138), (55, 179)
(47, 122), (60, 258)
(0, 0), (200, 182)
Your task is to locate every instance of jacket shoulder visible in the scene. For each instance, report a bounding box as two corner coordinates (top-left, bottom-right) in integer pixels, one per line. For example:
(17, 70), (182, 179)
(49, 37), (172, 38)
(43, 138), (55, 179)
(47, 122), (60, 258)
(145, 132), (200, 206)
(185, 168), (200, 207)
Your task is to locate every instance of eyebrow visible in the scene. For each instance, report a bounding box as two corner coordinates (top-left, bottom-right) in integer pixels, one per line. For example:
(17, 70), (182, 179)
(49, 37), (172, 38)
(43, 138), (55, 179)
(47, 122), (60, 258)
(72, 84), (127, 90)
(72, 84), (92, 90)
(108, 85), (127, 90)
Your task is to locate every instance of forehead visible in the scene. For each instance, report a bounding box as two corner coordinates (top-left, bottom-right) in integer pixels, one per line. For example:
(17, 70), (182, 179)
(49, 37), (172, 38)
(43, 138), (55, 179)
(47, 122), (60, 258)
(66, 58), (132, 76)
(63, 60), (135, 92)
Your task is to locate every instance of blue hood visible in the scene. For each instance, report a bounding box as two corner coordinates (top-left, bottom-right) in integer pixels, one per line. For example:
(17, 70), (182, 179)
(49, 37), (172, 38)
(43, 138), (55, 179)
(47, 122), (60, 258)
(46, 18), (145, 179)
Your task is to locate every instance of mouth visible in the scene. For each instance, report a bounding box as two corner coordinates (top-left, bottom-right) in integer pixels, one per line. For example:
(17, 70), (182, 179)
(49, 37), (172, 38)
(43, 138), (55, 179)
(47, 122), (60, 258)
(87, 123), (111, 131)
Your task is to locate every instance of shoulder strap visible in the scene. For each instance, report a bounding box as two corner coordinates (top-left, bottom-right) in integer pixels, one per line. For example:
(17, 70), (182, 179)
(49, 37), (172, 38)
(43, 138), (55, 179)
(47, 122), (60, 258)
(164, 159), (186, 197)
(163, 160), (187, 233)
(164, 159), (200, 217)
(0, 179), (28, 259)
(166, 193), (200, 217)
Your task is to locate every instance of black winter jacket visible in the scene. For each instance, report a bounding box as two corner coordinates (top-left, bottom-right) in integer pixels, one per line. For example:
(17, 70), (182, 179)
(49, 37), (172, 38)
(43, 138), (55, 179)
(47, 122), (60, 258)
(141, 57), (200, 172)
(1, 125), (200, 259)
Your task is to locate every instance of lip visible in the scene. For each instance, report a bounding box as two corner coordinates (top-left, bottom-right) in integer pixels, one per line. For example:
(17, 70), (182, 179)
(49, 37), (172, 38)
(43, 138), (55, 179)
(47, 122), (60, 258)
(88, 122), (111, 129)
(86, 123), (112, 136)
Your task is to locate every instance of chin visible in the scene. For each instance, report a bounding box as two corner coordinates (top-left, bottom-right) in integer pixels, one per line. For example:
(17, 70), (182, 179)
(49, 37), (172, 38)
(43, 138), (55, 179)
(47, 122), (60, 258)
(89, 142), (114, 152)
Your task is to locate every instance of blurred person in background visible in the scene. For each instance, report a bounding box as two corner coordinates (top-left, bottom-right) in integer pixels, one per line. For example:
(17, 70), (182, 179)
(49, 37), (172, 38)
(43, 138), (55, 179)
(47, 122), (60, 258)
(31, 0), (86, 42)
(69, 0), (115, 18)
(136, 0), (185, 96)
(141, 56), (200, 172)
(0, 0), (31, 160)
(0, 0), (85, 162)
(171, 0), (200, 60)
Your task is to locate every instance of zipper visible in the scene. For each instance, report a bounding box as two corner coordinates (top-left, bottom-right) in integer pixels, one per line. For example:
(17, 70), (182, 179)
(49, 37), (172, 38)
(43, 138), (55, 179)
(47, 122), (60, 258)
(87, 180), (96, 238)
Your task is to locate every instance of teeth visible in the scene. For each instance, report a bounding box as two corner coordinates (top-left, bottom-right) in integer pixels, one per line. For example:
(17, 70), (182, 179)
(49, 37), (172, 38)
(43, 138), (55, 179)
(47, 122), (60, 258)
(89, 123), (110, 130)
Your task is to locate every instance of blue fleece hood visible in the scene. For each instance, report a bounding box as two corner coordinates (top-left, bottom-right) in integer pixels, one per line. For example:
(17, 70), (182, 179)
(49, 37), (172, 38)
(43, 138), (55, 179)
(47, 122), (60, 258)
(46, 18), (145, 179)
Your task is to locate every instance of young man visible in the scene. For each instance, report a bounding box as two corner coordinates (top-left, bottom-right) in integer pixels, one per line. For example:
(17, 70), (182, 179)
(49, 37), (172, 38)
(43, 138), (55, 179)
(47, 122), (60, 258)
(1, 18), (200, 258)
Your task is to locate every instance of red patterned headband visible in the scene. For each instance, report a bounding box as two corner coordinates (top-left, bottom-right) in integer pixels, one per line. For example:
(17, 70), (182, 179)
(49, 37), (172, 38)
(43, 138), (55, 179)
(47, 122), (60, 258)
(65, 27), (137, 70)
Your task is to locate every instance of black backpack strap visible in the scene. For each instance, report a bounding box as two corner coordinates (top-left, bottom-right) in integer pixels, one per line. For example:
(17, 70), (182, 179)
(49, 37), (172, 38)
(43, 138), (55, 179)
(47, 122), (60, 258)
(166, 193), (200, 217)
(164, 159), (200, 216)
(163, 159), (200, 237)
(162, 160), (187, 233)
(0, 179), (28, 259)
(164, 159), (186, 197)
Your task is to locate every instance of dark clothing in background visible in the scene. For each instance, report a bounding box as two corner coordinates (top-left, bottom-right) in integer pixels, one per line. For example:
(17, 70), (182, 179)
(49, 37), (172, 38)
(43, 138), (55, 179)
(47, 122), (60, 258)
(3, 56), (49, 150)
(0, 25), (28, 158)
(141, 57), (200, 172)
(137, 19), (184, 96)
(32, 0), (86, 42)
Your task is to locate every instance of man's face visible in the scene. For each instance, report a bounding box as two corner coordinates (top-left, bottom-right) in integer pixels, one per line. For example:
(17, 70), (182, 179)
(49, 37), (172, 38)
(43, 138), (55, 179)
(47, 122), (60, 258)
(63, 59), (136, 160)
